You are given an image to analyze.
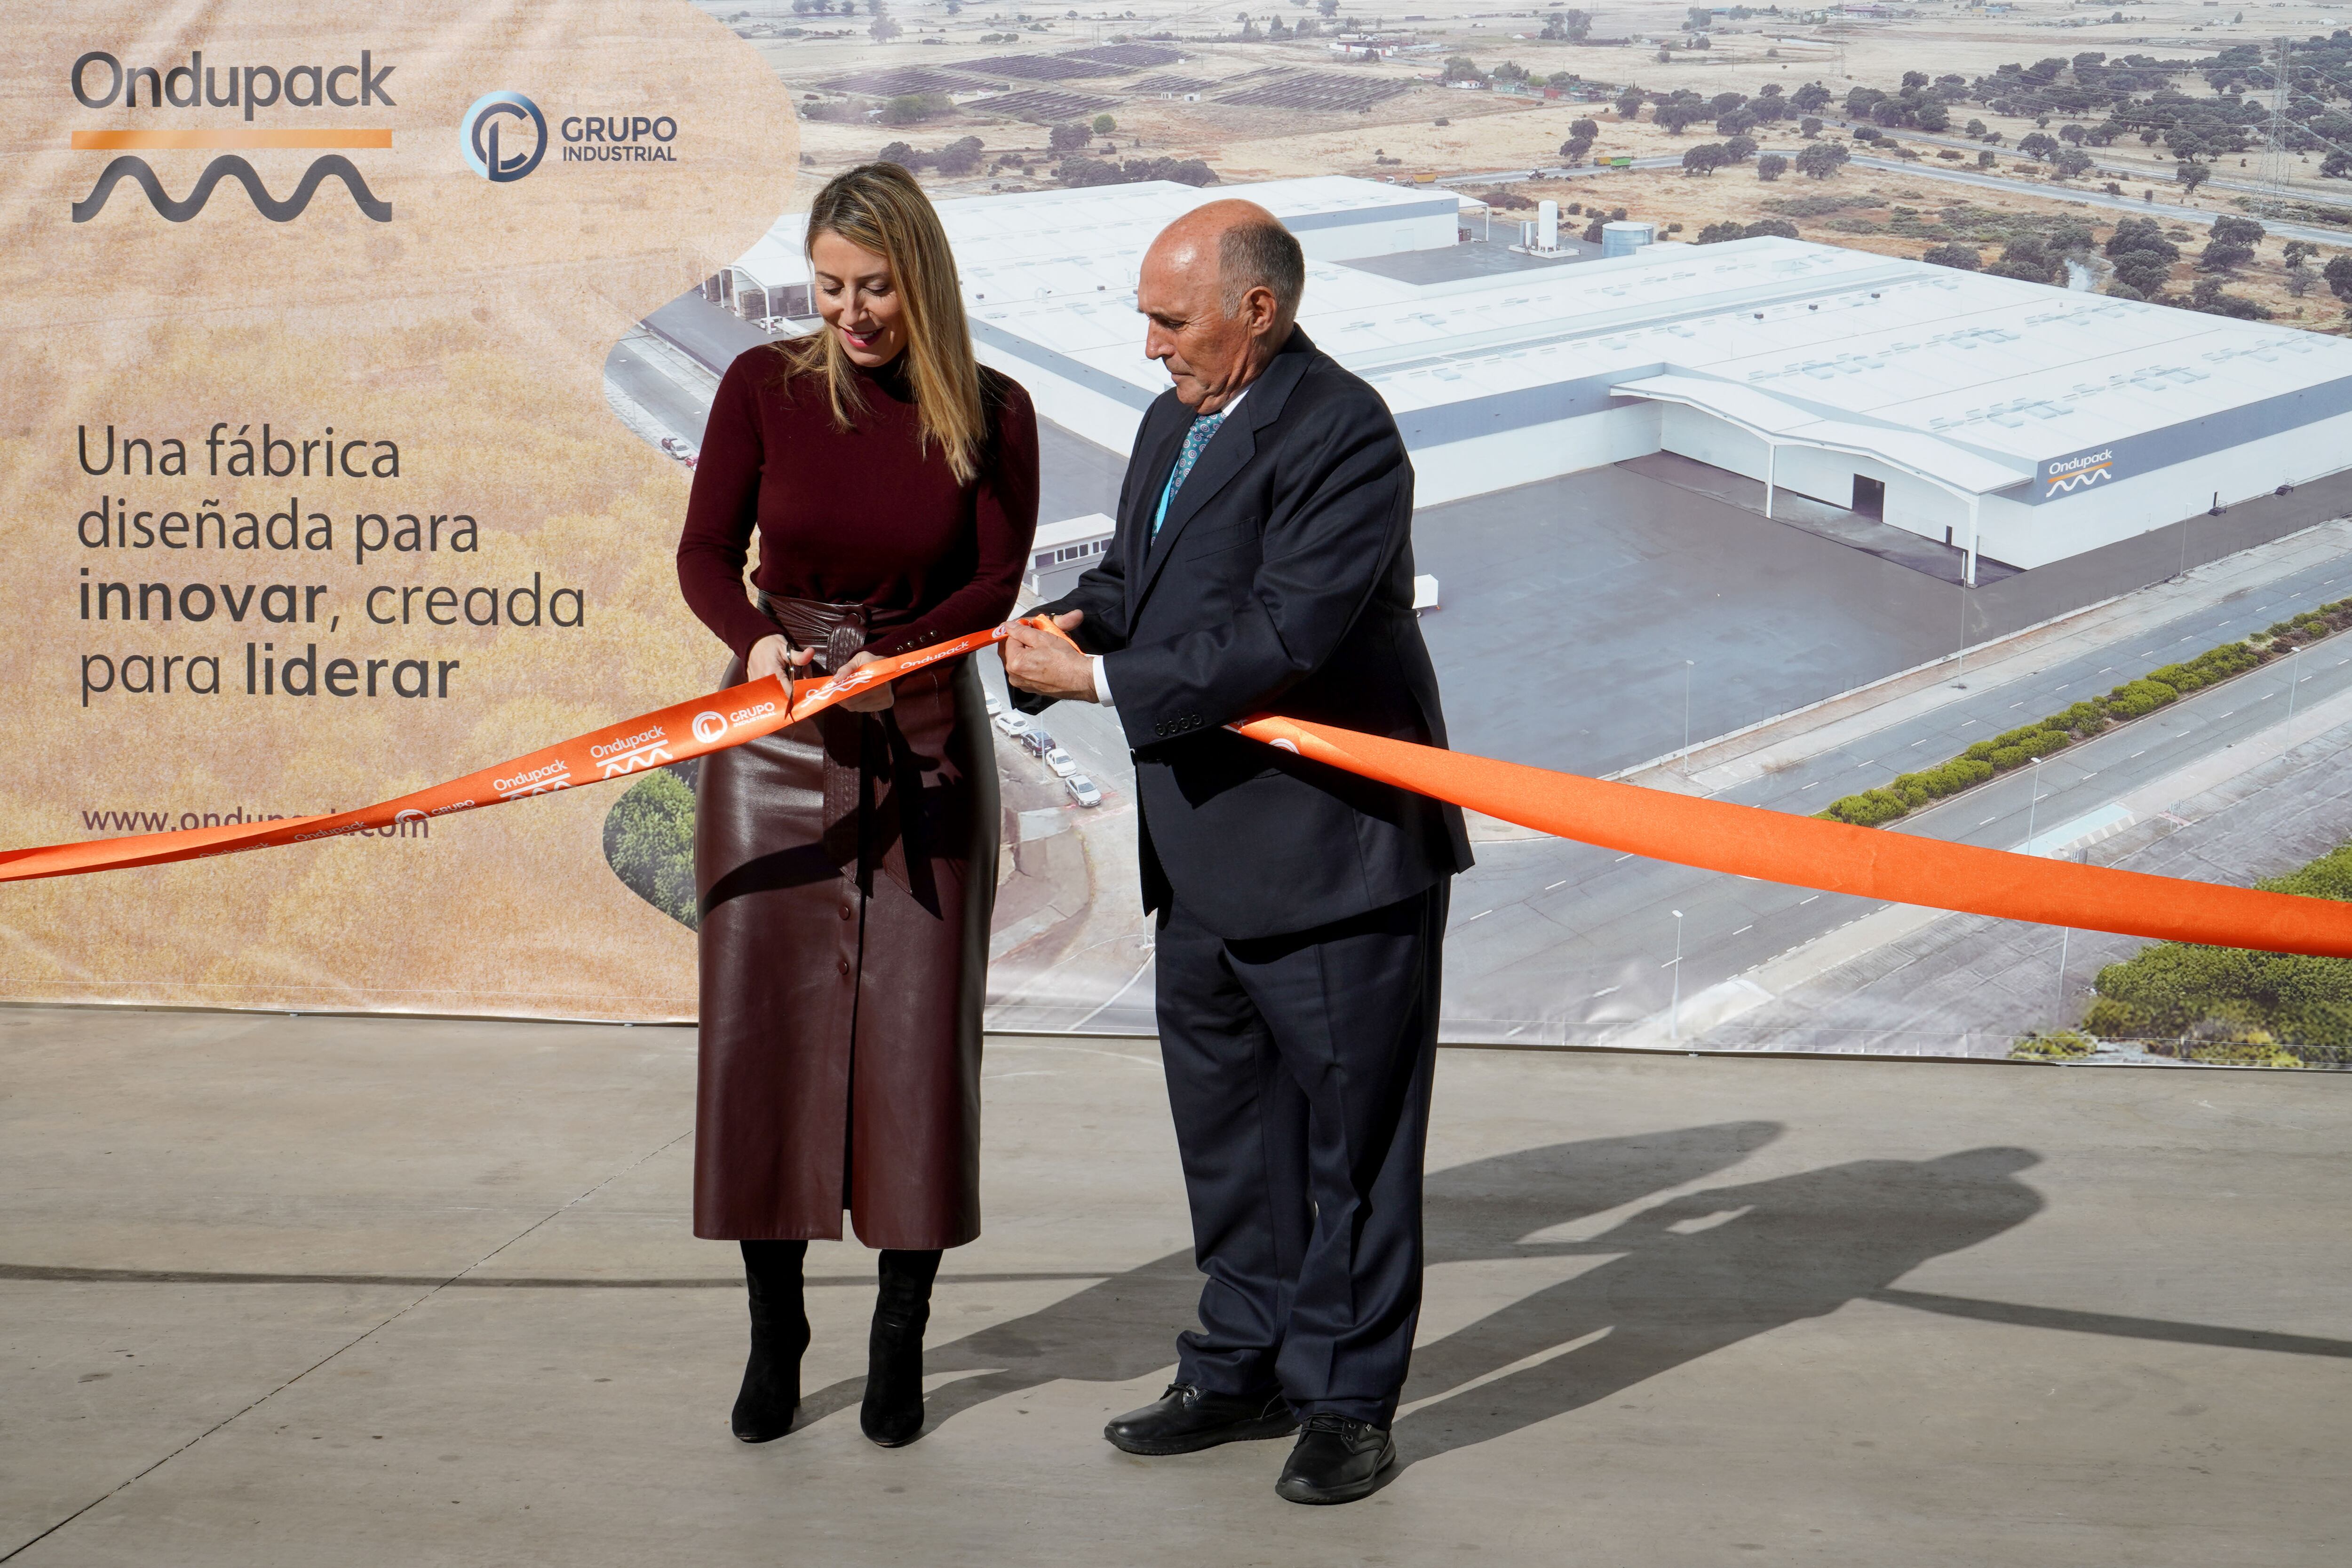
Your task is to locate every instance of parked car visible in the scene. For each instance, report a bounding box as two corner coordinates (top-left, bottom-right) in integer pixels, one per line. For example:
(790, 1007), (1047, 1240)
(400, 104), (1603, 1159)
(993, 711), (1031, 738)
(1019, 729), (1054, 759)
(1065, 774), (1103, 808)
(1044, 746), (1079, 778)
(984, 691), (1003, 717)
(659, 436), (698, 468)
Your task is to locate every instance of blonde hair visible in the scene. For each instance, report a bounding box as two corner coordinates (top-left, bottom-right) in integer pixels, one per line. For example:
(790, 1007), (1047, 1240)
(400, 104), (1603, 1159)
(776, 163), (988, 484)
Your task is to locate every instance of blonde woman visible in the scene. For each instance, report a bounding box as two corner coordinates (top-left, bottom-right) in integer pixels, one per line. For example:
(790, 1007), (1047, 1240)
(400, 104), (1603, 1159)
(676, 163), (1038, 1448)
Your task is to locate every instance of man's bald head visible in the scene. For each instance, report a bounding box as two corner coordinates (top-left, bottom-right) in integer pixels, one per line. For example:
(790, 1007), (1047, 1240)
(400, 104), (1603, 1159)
(1149, 199), (1306, 331)
(1136, 200), (1305, 412)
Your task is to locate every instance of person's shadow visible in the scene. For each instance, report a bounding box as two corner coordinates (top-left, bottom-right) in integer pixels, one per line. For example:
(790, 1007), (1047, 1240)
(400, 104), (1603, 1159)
(796, 1120), (1785, 1430)
(796, 1126), (2352, 1452)
(1397, 1146), (2043, 1463)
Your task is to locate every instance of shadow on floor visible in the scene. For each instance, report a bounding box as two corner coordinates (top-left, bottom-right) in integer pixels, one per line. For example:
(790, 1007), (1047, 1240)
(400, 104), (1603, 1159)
(799, 1123), (2352, 1458)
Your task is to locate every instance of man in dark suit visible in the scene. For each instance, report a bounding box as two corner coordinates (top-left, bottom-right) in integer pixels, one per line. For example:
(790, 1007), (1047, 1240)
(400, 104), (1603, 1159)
(1001, 199), (1471, 1505)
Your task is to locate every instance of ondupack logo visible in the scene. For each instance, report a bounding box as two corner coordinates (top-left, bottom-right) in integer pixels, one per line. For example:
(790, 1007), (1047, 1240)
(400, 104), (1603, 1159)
(65, 48), (395, 223)
(459, 90), (546, 182)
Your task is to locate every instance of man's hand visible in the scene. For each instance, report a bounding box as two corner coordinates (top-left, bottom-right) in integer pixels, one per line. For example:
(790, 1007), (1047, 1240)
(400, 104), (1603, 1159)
(1001, 610), (1094, 703)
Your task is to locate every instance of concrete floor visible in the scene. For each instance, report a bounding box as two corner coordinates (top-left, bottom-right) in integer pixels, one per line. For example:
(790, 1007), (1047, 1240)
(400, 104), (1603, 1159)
(5, 1008), (2347, 1566)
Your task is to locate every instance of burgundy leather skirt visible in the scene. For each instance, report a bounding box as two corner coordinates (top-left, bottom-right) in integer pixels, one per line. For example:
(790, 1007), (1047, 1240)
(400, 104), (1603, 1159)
(692, 594), (997, 1248)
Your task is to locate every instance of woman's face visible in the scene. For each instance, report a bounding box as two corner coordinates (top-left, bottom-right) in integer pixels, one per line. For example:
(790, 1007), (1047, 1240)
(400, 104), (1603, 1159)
(810, 230), (906, 367)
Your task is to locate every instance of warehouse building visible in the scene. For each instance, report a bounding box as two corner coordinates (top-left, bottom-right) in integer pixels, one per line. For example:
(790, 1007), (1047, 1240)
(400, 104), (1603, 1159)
(728, 176), (2352, 577)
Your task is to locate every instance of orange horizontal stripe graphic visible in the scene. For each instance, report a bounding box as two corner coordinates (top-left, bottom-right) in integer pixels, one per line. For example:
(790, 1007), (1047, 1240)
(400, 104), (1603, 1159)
(71, 129), (393, 150)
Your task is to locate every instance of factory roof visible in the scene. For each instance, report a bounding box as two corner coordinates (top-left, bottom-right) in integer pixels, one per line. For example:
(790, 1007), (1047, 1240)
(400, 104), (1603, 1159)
(732, 177), (2352, 501)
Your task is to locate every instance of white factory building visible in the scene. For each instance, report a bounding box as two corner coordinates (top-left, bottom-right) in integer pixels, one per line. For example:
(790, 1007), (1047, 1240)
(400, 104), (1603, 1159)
(729, 175), (2352, 575)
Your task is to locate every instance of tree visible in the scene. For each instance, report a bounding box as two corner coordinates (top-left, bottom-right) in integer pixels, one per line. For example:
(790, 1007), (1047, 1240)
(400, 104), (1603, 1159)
(1048, 122), (1090, 152)
(876, 140), (916, 167)
(2051, 148), (2093, 181)
(2327, 253), (2352, 304)
(1794, 140), (1849, 180)
(1318, 0), (1338, 13)
(2176, 160), (2210, 198)
(931, 134), (984, 174)
(880, 91), (945, 124)
(1799, 115), (1822, 139)
(2059, 123), (2086, 146)
(1724, 135), (1757, 163)
(869, 9), (902, 40)
(604, 773), (699, 929)
(2190, 277), (2271, 320)
(1614, 85), (1645, 120)
(1922, 242), (1981, 271)
(1790, 81), (1831, 114)
(1654, 97), (1706, 134)
(1756, 152), (1788, 182)
(1746, 217), (1797, 239)
(1977, 150), (1996, 169)
(2210, 214), (2265, 248)
(1682, 142), (1730, 176)
(1541, 9), (1591, 40)
(2106, 216), (2180, 296)
(2326, 151), (2352, 181)
(1442, 55), (1483, 82)
(1696, 220), (1746, 243)
(1989, 235), (2062, 285)
(2200, 239), (2255, 273)
(1570, 117), (1599, 141)
(2018, 131), (2058, 162)
(1092, 113), (1117, 134)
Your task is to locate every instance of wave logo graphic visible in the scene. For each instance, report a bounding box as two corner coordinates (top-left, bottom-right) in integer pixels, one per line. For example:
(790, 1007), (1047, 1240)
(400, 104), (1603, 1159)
(72, 153), (391, 223)
(460, 91), (546, 182)
(2045, 462), (2113, 496)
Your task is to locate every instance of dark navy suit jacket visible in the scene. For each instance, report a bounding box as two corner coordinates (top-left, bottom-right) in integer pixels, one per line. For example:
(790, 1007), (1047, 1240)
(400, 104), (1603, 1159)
(1018, 328), (1471, 940)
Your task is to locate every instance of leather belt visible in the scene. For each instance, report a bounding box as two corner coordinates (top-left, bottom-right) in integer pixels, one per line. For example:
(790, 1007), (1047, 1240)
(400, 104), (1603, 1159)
(759, 594), (877, 863)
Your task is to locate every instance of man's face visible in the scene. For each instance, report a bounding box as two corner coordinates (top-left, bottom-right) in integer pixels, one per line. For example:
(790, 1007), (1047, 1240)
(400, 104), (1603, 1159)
(1136, 237), (1262, 414)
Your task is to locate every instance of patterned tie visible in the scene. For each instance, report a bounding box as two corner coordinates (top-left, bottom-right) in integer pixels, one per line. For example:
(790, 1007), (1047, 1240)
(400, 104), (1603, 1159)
(1153, 408), (1230, 537)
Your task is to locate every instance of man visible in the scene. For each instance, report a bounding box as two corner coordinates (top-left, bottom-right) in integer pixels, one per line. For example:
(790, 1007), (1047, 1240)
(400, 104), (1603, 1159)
(1001, 200), (1471, 1505)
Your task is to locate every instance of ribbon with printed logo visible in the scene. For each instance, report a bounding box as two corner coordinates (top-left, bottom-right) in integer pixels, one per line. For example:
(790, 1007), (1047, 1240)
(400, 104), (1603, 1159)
(10, 621), (2352, 963)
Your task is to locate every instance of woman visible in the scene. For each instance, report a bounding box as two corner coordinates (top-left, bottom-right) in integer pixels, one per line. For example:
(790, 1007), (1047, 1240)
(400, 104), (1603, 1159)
(675, 163), (1038, 1449)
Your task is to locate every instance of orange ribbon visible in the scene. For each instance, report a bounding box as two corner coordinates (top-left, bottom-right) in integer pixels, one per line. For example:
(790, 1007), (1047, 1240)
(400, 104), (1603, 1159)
(0, 626), (1007, 884)
(9, 620), (2350, 965)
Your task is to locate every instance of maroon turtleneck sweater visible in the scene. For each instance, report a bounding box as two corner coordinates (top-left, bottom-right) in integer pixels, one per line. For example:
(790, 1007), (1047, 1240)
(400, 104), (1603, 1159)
(676, 350), (1040, 662)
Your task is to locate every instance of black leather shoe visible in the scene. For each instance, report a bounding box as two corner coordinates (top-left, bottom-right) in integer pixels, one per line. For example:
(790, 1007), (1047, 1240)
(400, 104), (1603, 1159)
(1103, 1383), (1298, 1456)
(1275, 1415), (1397, 1505)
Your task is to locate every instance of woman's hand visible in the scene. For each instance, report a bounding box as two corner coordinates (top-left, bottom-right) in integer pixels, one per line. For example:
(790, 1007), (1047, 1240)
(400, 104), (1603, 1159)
(746, 634), (811, 685)
(838, 648), (894, 712)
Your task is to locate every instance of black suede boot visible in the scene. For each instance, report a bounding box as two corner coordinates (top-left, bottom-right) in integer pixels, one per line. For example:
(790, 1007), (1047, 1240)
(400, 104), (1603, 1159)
(732, 1239), (809, 1443)
(860, 1248), (940, 1447)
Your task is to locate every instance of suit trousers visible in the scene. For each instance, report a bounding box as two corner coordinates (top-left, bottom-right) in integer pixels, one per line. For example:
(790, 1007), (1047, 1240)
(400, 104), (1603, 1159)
(1154, 879), (1448, 1426)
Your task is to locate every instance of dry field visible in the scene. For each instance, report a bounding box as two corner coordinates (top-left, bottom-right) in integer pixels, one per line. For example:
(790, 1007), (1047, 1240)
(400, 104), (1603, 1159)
(703, 0), (2352, 324)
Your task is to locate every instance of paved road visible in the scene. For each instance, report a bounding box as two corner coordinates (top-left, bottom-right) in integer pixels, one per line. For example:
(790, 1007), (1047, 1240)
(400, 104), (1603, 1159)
(1442, 543), (2352, 1043)
(605, 332), (712, 447)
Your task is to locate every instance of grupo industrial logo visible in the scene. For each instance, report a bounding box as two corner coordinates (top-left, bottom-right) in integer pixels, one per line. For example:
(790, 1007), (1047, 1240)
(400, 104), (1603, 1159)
(459, 90), (547, 182)
(67, 49), (395, 223)
(2044, 448), (2116, 497)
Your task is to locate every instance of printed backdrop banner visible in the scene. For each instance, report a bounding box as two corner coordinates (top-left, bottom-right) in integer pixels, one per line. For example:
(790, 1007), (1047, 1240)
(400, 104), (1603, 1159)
(0, 1), (790, 1017)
